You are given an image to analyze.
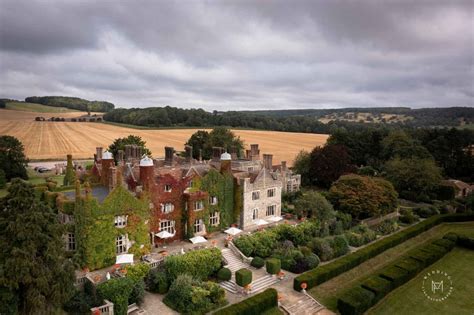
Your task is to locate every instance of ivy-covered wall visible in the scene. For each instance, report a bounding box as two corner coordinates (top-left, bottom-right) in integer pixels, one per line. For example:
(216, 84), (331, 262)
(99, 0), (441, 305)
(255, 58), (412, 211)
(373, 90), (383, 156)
(58, 183), (151, 271)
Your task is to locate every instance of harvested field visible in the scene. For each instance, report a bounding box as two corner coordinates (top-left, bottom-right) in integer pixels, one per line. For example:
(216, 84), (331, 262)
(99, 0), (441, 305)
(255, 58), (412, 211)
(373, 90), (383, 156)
(0, 109), (328, 164)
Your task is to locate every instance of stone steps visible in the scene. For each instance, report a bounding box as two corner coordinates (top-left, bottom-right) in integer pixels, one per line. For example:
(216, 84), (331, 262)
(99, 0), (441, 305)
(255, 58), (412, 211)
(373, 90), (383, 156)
(285, 293), (325, 315)
(221, 248), (248, 273)
(249, 275), (279, 294)
(219, 280), (238, 294)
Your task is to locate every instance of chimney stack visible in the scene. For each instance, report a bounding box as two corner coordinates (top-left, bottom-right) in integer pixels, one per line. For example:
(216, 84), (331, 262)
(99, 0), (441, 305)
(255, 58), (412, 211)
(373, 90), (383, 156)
(185, 145), (193, 164)
(250, 144), (260, 161)
(96, 147), (103, 162)
(212, 147), (224, 162)
(117, 150), (124, 164)
(246, 149), (251, 159)
(230, 146), (238, 160)
(109, 166), (117, 191)
(165, 147), (174, 166)
(198, 149), (203, 162)
(281, 161), (287, 172)
(263, 154), (273, 170)
(124, 145), (132, 161)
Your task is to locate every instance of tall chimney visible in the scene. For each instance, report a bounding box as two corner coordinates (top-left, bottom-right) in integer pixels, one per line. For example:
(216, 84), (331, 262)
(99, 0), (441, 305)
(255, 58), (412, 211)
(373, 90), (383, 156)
(140, 156), (154, 191)
(263, 154), (273, 170)
(165, 147), (174, 166)
(230, 146), (238, 160)
(124, 145), (132, 161)
(281, 161), (287, 171)
(117, 150), (124, 164)
(246, 149), (251, 159)
(250, 144), (260, 161)
(198, 149), (203, 162)
(185, 145), (193, 164)
(109, 167), (117, 191)
(96, 147), (103, 162)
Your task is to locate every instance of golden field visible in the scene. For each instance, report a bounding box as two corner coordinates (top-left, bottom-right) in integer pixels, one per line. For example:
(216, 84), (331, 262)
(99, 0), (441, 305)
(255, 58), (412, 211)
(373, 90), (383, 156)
(0, 109), (328, 165)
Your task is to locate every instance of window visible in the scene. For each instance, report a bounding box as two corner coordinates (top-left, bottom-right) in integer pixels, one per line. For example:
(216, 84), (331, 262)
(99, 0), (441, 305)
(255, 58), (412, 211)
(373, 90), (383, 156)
(209, 196), (218, 205)
(116, 234), (128, 254)
(194, 200), (204, 211)
(66, 233), (76, 251)
(252, 191), (260, 200)
(114, 215), (128, 228)
(160, 220), (175, 234)
(188, 180), (193, 188)
(194, 219), (204, 233)
(253, 208), (259, 220)
(161, 203), (174, 214)
(164, 184), (172, 192)
(209, 212), (219, 226)
(267, 188), (276, 197)
(266, 205), (276, 216)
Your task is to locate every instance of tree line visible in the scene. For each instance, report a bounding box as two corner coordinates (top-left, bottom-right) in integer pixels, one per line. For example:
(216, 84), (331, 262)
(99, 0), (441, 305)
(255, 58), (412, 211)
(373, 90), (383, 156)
(25, 96), (115, 112)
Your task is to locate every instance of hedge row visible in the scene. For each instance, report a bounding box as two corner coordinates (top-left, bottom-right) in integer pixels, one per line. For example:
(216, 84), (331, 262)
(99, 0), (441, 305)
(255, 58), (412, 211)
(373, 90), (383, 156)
(294, 213), (474, 291)
(213, 288), (278, 315)
(337, 237), (455, 315)
(457, 235), (474, 249)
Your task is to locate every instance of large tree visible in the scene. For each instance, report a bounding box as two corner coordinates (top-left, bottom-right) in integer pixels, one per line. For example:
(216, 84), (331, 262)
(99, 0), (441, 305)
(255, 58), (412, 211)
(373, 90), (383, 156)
(0, 179), (75, 314)
(384, 158), (442, 202)
(381, 130), (432, 160)
(0, 135), (28, 181)
(185, 127), (244, 160)
(108, 135), (151, 162)
(328, 174), (398, 220)
(294, 190), (335, 222)
(309, 144), (355, 188)
(292, 150), (311, 186)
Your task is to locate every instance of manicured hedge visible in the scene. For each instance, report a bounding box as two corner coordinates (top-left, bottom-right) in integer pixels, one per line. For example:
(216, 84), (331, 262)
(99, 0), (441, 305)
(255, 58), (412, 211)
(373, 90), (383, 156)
(217, 268), (232, 281)
(266, 258), (281, 275)
(457, 235), (474, 249)
(251, 257), (265, 268)
(431, 238), (456, 250)
(235, 268), (252, 287)
(213, 288), (278, 315)
(360, 276), (393, 303)
(379, 266), (410, 288)
(337, 286), (375, 315)
(393, 257), (423, 277)
(294, 213), (474, 291)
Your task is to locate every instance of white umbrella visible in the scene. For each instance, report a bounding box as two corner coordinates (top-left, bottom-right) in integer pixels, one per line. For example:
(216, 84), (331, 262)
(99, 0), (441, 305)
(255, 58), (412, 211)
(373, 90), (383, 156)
(156, 230), (174, 239)
(190, 236), (208, 244)
(268, 216), (283, 222)
(224, 227), (243, 236)
(115, 254), (134, 265)
(254, 219), (269, 226)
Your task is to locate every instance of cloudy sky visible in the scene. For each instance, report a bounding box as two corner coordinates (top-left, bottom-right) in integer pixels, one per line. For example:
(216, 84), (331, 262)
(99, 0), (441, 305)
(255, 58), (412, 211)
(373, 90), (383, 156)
(0, 1), (472, 110)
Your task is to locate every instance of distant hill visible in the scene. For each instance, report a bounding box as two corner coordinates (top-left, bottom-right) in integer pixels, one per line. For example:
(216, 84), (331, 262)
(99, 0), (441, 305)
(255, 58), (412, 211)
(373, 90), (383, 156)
(24, 96), (115, 112)
(3, 100), (77, 113)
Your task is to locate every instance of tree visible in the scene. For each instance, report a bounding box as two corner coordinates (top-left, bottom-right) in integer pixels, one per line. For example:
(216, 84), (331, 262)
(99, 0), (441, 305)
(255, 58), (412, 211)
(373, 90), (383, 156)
(185, 127), (244, 160)
(108, 135), (151, 162)
(0, 169), (6, 188)
(292, 150), (311, 186)
(328, 174), (398, 220)
(0, 136), (28, 181)
(309, 144), (355, 188)
(384, 158), (442, 202)
(293, 190), (335, 222)
(381, 130), (432, 160)
(0, 179), (75, 314)
(63, 154), (76, 186)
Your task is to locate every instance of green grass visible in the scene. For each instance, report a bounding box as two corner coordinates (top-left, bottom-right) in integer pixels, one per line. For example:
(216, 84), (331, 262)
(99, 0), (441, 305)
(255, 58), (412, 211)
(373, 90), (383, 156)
(367, 247), (474, 315)
(26, 168), (65, 186)
(309, 222), (474, 311)
(6, 101), (77, 113)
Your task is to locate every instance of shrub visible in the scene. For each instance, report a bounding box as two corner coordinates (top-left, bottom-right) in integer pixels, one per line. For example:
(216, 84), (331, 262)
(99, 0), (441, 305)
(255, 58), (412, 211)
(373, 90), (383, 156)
(217, 268), (232, 281)
(443, 232), (459, 242)
(266, 258), (281, 275)
(457, 235), (474, 249)
(129, 280), (145, 305)
(379, 266), (410, 288)
(63, 289), (98, 314)
(164, 247), (222, 281)
(97, 277), (134, 315)
(308, 238), (333, 261)
(431, 239), (456, 250)
(393, 257), (423, 277)
(331, 235), (350, 257)
(235, 268), (252, 287)
(414, 206), (439, 218)
(345, 226), (376, 247)
(213, 288), (277, 315)
(371, 218), (399, 235)
(294, 213), (474, 291)
(146, 269), (169, 294)
(126, 263), (151, 282)
(399, 210), (419, 224)
(251, 257), (265, 268)
(361, 276), (393, 303)
(337, 286), (375, 315)
(164, 274), (227, 314)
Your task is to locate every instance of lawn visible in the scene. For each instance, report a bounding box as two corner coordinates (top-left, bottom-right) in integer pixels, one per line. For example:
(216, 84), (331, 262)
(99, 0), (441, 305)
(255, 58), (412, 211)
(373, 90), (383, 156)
(367, 247), (474, 315)
(309, 222), (474, 311)
(6, 101), (77, 113)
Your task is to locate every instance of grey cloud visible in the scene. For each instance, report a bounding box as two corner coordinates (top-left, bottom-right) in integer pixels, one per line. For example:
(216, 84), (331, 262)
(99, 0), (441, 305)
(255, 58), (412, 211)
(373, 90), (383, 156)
(0, 0), (472, 110)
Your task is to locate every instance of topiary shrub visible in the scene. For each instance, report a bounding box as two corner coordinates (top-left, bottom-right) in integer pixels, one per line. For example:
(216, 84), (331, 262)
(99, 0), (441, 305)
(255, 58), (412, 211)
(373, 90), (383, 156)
(217, 267), (232, 281)
(443, 232), (459, 243)
(97, 277), (134, 315)
(213, 288), (278, 315)
(265, 258), (281, 275)
(379, 266), (410, 288)
(360, 276), (393, 303)
(251, 257), (265, 269)
(164, 247), (222, 281)
(146, 269), (169, 294)
(337, 286), (375, 315)
(235, 268), (252, 287)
